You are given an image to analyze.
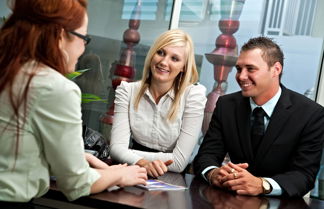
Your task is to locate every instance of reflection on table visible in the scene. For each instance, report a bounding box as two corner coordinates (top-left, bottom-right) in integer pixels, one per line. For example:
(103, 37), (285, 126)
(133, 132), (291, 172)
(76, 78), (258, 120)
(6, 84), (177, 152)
(32, 173), (324, 209)
(191, 179), (310, 209)
(92, 172), (190, 209)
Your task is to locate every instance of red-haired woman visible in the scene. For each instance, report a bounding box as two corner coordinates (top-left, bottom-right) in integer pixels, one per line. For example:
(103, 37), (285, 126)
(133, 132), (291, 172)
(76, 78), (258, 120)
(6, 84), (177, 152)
(0, 0), (147, 202)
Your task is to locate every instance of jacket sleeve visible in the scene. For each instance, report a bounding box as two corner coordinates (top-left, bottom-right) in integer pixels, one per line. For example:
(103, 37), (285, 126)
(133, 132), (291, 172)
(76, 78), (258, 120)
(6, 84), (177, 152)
(193, 96), (227, 176)
(272, 106), (324, 197)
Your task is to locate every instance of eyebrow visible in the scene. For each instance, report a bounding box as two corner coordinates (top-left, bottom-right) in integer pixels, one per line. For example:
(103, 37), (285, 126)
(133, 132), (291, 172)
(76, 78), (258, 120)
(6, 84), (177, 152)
(236, 64), (255, 68)
(169, 51), (184, 59)
(161, 47), (184, 58)
(245, 64), (255, 68)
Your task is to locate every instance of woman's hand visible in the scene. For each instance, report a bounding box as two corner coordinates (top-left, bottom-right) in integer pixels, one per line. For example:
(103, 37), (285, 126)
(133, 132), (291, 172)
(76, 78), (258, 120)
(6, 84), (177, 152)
(115, 165), (148, 187)
(90, 163), (148, 193)
(136, 159), (173, 178)
(85, 152), (109, 169)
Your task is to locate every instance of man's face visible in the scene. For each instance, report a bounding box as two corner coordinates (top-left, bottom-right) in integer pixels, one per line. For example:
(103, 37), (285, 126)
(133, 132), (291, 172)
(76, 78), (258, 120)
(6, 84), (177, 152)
(235, 48), (281, 105)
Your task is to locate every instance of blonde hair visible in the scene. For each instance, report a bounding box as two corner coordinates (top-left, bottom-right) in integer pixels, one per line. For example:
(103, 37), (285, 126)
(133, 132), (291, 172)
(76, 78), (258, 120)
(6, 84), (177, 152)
(134, 29), (198, 121)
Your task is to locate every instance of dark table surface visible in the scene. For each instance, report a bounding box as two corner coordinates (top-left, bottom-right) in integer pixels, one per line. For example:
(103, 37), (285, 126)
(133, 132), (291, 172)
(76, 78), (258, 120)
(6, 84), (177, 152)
(31, 172), (324, 209)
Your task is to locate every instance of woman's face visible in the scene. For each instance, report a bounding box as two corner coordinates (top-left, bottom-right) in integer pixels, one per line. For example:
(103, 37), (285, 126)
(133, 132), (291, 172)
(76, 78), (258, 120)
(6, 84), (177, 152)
(150, 45), (186, 87)
(60, 14), (88, 73)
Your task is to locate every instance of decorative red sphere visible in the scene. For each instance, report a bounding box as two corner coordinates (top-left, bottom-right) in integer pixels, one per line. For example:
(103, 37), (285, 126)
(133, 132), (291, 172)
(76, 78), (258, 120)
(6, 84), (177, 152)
(218, 20), (240, 34)
(123, 29), (140, 45)
(115, 64), (135, 78)
(216, 34), (237, 49)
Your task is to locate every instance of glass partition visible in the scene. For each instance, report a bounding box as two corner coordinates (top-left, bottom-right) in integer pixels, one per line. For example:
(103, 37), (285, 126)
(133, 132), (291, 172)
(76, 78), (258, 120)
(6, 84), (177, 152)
(176, 0), (324, 199)
(75, 0), (175, 138)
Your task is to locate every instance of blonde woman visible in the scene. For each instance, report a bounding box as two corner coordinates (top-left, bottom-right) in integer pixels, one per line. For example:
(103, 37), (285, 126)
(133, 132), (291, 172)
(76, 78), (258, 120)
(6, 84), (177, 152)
(110, 29), (207, 177)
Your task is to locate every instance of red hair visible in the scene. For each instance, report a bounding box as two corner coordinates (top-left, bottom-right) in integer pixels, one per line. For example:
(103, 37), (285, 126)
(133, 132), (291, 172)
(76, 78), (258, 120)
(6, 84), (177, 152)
(0, 0), (87, 168)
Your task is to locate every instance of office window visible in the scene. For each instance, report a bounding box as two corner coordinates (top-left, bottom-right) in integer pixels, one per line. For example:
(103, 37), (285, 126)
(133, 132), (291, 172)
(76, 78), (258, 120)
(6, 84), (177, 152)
(122, 0), (158, 20)
(178, 0), (322, 101)
(263, 0), (317, 36)
(165, 0), (208, 22)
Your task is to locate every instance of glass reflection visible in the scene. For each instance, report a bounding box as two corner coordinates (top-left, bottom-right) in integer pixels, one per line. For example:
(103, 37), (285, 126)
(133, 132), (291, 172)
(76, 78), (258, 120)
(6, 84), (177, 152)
(190, 177), (310, 209)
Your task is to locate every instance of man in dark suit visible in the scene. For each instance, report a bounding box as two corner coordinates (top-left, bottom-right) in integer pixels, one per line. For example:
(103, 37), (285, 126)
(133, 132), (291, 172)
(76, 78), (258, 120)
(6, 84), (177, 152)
(193, 36), (324, 197)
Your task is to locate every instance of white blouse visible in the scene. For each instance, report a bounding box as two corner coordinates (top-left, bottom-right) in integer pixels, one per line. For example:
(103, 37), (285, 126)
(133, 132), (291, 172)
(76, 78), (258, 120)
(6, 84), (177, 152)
(110, 81), (207, 172)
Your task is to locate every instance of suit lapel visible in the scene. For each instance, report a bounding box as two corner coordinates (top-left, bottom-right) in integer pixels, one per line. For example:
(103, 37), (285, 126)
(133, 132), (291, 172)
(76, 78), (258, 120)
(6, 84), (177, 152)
(236, 97), (254, 163)
(254, 86), (293, 165)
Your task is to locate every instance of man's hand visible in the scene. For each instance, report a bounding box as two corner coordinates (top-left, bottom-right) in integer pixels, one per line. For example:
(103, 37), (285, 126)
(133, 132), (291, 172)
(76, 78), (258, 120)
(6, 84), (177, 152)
(136, 159), (173, 178)
(220, 162), (263, 196)
(208, 162), (248, 188)
(207, 168), (224, 188)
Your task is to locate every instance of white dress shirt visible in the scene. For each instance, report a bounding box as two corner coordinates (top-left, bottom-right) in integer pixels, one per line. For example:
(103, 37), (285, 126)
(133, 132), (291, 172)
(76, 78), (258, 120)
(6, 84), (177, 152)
(110, 81), (207, 172)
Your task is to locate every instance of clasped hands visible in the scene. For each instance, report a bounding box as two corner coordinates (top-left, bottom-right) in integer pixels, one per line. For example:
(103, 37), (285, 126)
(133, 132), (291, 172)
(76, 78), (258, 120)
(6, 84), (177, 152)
(208, 162), (263, 196)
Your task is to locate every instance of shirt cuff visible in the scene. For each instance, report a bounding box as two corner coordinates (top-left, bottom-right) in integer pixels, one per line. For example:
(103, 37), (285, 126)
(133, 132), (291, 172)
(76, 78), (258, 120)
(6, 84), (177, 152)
(265, 177), (282, 196)
(201, 166), (218, 182)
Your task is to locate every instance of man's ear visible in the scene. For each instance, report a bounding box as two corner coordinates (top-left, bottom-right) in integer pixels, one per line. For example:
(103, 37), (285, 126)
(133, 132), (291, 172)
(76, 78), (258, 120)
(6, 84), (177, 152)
(272, 61), (282, 77)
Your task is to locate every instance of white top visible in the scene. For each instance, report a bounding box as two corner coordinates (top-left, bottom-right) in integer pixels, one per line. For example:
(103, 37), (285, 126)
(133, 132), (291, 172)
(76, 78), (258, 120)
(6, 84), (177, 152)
(0, 62), (100, 202)
(110, 81), (207, 172)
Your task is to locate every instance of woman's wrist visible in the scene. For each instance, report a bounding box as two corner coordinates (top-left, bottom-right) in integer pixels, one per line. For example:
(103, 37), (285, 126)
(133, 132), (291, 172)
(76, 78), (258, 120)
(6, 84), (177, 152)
(136, 159), (150, 167)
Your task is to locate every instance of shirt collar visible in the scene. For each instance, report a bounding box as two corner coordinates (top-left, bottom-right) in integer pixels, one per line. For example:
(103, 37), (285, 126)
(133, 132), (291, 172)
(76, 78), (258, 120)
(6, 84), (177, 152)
(250, 87), (282, 118)
(144, 87), (175, 101)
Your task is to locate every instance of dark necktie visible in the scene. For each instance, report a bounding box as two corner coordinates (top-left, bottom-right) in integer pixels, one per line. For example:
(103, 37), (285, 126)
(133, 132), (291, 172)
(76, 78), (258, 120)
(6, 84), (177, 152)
(251, 107), (267, 152)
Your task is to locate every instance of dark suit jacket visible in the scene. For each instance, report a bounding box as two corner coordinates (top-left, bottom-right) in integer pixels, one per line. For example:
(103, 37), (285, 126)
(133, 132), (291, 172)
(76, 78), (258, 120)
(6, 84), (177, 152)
(193, 85), (324, 197)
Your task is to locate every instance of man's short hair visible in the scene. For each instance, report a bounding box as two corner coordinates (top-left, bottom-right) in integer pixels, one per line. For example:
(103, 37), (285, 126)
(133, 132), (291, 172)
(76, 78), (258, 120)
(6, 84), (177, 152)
(241, 36), (284, 68)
